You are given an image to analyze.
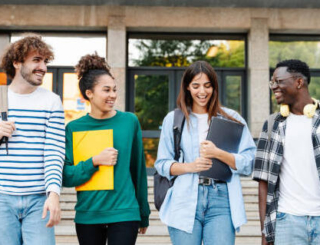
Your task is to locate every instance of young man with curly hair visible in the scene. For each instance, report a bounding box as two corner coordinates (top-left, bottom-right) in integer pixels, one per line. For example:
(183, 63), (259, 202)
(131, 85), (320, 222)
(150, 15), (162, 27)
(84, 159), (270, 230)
(253, 59), (320, 245)
(0, 34), (65, 245)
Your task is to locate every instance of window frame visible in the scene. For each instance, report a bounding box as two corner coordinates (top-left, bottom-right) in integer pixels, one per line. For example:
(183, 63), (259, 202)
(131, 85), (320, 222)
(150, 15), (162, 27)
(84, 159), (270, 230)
(127, 32), (248, 173)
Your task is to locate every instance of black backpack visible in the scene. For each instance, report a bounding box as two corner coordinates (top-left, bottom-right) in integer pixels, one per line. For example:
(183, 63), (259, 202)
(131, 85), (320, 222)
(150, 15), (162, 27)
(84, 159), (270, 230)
(153, 108), (185, 211)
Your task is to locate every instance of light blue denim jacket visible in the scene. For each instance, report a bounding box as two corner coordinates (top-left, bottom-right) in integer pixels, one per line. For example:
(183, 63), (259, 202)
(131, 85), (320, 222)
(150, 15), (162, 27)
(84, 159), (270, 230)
(155, 108), (256, 233)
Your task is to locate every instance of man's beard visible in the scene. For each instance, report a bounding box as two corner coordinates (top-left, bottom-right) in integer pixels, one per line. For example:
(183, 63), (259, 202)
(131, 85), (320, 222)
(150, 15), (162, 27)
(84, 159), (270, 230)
(20, 65), (43, 87)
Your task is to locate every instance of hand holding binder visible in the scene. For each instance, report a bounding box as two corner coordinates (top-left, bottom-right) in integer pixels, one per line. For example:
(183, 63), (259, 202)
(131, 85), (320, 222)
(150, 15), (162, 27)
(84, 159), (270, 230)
(199, 116), (244, 182)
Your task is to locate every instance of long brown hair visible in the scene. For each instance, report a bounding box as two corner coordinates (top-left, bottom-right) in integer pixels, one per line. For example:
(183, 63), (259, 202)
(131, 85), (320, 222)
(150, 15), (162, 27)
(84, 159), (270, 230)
(177, 60), (239, 124)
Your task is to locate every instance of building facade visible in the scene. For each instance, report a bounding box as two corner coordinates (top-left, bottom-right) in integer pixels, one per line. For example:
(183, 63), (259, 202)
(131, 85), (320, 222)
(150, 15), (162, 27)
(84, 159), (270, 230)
(1, 1), (320, 169)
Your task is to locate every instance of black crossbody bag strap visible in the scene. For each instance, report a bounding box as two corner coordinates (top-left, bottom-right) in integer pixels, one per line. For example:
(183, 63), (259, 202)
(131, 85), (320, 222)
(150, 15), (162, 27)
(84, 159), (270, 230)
(153, 108), (185, 211)
(173, 108), (185, 162)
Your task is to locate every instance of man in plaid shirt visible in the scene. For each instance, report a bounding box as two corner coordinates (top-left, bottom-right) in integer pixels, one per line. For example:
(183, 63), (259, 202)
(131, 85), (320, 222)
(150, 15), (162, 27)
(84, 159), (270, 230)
(253, 59), (320, 245)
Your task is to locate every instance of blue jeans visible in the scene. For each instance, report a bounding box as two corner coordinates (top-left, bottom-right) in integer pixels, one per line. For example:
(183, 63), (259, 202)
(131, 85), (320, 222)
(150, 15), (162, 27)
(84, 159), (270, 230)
(275, 212), (320, 245)
(168, 183), (235, 245)
(0, 193), (55, 245)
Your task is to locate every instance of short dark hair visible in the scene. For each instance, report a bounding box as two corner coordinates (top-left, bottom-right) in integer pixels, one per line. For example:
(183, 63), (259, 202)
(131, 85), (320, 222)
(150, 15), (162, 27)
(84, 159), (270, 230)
(276, 59), (311, 84)
(0, 33), (54, 79)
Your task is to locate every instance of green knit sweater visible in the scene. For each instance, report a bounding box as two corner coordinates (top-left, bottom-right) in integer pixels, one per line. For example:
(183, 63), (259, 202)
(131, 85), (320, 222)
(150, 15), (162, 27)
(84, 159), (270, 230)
(63, 111), (150, 227)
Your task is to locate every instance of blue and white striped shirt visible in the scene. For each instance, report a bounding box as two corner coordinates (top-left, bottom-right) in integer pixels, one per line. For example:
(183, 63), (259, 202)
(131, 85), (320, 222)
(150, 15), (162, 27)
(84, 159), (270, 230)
(0, 87), (65, 195)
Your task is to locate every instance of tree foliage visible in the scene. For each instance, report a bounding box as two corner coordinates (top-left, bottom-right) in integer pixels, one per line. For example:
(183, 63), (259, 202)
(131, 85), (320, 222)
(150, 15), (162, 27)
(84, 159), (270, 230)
(269, 41), (320, 112)
(131, 39), (245, 68)
(130, 39), (245, 167)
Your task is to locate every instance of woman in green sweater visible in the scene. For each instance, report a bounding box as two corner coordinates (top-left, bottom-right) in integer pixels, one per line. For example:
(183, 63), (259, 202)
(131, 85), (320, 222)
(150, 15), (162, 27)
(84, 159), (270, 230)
(62, 53), (150, 245)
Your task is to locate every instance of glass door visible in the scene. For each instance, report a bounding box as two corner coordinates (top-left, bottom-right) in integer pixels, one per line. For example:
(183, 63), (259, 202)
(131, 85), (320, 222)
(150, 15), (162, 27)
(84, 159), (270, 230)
(127, 69), (176, 170)
(221, 70), (246, 118)
(58, 68), (90, 124)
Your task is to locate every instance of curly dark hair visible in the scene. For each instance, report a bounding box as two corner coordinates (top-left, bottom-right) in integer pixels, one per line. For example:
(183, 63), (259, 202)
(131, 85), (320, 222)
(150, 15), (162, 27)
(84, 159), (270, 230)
(276, 59), (311, 84)
(0, 33), (54, 79)
(75, 52), (114, 100)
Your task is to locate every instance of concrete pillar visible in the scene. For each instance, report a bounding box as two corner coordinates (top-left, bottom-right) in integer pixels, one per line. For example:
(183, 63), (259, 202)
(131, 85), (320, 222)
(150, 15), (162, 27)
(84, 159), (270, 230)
(248, 18), (270, 138)
(107, 15), (126, 111)
(0, 34), (9, 84)
(0, 34), (9, 58)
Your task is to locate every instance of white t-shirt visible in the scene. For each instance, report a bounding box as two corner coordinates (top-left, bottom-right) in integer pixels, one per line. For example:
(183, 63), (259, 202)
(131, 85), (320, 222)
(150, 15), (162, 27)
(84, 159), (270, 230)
(278, 113), (320, 215)
(193, 113), (209, 145)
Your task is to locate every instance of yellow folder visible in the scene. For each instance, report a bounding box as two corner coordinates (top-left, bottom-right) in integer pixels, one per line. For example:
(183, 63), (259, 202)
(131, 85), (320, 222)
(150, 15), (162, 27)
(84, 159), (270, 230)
(73, 129), (114, 191)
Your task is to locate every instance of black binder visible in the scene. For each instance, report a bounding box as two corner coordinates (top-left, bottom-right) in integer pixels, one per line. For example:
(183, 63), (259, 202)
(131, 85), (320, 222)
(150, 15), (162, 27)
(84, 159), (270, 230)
(200, 116), (244, 182)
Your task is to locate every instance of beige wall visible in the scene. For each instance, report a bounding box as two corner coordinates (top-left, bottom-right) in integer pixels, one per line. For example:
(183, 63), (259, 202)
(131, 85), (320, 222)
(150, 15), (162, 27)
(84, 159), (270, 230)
(248, 18), (270, 137)
(2, 6), (320, 32)
(107, 15), (126, 111)
(0, 34), (9, 56)
(2, 5), (320, 136)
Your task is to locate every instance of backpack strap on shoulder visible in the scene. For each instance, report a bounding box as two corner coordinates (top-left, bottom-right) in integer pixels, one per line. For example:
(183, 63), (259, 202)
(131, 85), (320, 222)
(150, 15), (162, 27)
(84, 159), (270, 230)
(267, 113), (277, 141)
(173, 108), (185, 161)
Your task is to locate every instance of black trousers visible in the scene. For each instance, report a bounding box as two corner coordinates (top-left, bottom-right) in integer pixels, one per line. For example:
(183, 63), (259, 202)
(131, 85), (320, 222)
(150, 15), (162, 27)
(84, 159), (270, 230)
(76, 221), (140, 245)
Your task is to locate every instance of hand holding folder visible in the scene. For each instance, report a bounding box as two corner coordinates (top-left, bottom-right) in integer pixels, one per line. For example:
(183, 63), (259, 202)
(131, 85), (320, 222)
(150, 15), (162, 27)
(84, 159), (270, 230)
(73, 129), (114, 191)
(200, 117), (244, 182)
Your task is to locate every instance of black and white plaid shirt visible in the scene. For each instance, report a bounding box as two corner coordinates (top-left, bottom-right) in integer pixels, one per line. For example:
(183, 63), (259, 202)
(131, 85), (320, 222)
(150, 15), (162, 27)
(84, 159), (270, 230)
(253, 109), (320, 243)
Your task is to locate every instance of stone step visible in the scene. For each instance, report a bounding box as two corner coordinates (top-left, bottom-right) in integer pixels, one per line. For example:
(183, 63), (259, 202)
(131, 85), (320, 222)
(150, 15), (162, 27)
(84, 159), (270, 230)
(60, 190), (259, 205)
(145, 186), (258, 195)
(60, 209), (162, 220)
(56, 237), (261, 245)
(55, 229), (261, 245)
(57, 176), (261, 245)
(56, 223), (261, 237)
(62, 177), (257, 192)
(61, 187), (76, 194)
(60, 192), (259, 207)
(60, 206), (259, 220)
(61, 188), (257, 197)
(235, 237), (261, 245)
(58, 217), (165, 226)
(59, 201), (257, 214)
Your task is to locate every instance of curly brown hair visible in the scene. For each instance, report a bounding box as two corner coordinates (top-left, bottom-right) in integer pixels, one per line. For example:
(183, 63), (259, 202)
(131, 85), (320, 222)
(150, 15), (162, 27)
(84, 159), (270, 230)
(75, 52), (114, 100)
(0, 33), (54, 79)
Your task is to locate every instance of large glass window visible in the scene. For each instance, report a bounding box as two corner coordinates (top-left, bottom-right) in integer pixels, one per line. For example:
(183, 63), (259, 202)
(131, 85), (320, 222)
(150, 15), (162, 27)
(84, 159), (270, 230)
(134, 74), (169, 131)
(42, 72), (53, 91)
(11, 33), (106, 66)
(129, 38), (245, 68)
(63, 72), (90, 124)
(128, 34), (247, 169)
(11, 33), (106, 123)
(224, 75), (242, 112)
(309, 76), (320, 98)
(269, 36), (320, 113)
(270, 40), (320, 69)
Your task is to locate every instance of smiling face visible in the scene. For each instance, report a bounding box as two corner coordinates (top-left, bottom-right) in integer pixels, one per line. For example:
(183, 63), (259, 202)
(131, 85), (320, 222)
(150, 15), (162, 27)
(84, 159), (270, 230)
(15, 51), (48, 87)
(86, 74), (117, 115)
(271, 66), (300, 105)
(187, 72), (213, 113)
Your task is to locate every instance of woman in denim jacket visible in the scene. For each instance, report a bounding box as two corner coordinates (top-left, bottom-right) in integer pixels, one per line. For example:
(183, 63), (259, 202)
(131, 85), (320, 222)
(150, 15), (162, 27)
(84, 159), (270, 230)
(155, 61), (256, 245)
